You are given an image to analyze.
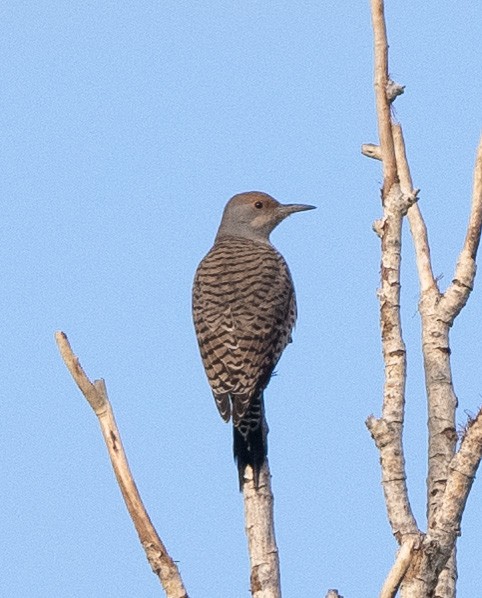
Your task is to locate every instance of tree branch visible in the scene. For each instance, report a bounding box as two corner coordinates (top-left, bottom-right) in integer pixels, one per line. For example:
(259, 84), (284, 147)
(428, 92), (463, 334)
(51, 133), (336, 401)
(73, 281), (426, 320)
(380, 538), (418, 598)
(371, 0), (398, 195)
(365, 185), (419, 540)
(366, 2), (480, 597)
(55, 331), (188, 598)
(361, 143), (382, 161)
(431, 406), (482, 550)
(392, 124), (437, 294)
(422, 136), (482, 596)
(439, 136), (482, 322)
(242, 460), (281, 598)
(418, 141), (482, 540)
(365, 0), (418, 545)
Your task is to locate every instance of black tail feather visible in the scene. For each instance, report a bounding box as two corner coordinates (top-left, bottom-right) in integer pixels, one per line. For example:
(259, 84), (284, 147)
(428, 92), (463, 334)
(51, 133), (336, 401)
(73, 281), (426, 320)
(233, 394), (268, 490)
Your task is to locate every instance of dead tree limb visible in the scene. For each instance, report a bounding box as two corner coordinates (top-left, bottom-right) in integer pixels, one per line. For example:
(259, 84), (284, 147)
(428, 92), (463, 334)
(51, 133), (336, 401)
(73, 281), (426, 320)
(364, 0), (482, 596)
(379, 537), (417, 598)
(55, 331), (188, 598)
(366, 0), (420, 547)
(242, 461), (281, 598)
(371, 0), (398, 195)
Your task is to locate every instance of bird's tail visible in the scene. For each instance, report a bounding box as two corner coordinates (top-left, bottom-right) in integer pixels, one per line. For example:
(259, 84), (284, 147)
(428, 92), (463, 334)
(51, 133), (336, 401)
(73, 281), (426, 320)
(233, 393), (268, 490)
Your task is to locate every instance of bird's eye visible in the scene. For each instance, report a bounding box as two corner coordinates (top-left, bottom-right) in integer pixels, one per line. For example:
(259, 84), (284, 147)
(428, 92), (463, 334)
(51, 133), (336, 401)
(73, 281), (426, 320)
(254, 201), (263, 209)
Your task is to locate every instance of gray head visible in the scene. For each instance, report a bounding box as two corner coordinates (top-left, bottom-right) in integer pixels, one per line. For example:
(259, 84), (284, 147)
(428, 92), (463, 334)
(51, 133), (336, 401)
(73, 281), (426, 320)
(215, 191), (315, 243)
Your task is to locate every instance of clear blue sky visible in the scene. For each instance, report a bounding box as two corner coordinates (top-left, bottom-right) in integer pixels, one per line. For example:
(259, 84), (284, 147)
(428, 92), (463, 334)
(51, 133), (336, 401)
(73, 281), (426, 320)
(1, 2), (481, 597)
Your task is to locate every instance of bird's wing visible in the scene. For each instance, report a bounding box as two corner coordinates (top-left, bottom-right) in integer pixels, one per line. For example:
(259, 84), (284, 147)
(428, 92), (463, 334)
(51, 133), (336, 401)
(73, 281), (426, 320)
(229, 264), (296, 425)
(192, 239), (296, 425)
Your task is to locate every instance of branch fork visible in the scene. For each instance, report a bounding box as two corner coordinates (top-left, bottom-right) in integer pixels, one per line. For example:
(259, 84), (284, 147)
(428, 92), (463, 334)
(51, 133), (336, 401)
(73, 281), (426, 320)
(362, 1), (482, 595)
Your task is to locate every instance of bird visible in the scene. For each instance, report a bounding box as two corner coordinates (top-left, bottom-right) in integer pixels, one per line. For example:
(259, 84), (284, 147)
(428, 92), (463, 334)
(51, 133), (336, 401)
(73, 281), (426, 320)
(192, 191), (315, 489)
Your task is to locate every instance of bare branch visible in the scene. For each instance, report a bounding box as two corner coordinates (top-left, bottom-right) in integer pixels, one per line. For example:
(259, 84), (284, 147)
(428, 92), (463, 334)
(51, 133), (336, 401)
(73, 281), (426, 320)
(392, 124), (438, 294)
(361, 143), (382, 161)
(431, 407), (482, 550)
(366, 416), (419, 539)
(461, 136), (482, 259)
(371, 0), (398, 194)
(55, 331), (188, 598)
(439, 136), (482, 322)
(420, 140), (482, 538)
(395, 117), (458, 598)
(364, 0), (420, 556)
(420, 410), (482, 597)
(243, 461), (281, 598)
(367, 3), (480, 597)
(392, 102), (481, 598)
(379, 538), (418, 598)
(55, 331), (106, 413)
(366, 183), (419, 540)
(391, 71), (482, 598)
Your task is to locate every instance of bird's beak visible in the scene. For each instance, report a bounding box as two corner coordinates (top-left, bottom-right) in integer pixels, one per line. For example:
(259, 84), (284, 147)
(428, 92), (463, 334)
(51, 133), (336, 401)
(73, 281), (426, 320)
(280, 203), (317, 215)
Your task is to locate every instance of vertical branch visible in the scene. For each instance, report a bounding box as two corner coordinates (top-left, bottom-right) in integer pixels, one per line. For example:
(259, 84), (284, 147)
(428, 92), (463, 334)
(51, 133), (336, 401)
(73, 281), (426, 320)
(365, 0), (418, 544)
(427, 137), (482, 595)
(392, 124), (437, 294)
(55, 332), (188, 598)
(392, 106), (460, 598)
(417, 141), (482, 538)
(392, 122), (455, 530)
(365, 184), (418, 540)
(371, 0), (398, 194)
(243, 460), (281, 598)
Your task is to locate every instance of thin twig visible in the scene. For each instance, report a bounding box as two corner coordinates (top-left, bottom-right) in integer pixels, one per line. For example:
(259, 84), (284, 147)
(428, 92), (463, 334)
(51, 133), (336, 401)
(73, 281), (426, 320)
(371, 0), (398, 195)
(361, 143), (382, 161)
(55, 331), (188, 598)
(392, 124), (437, 294)
(461, 137), (482, 259)
(440, 136), (482, 322)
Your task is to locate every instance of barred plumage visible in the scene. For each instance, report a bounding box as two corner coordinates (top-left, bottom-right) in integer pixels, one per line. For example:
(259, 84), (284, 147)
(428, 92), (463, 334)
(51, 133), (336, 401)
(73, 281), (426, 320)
(192, 192), (315, 488)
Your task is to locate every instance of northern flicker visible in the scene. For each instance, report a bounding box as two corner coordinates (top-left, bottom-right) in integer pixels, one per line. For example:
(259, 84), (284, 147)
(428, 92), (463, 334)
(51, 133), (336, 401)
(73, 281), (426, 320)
(192, 191), (315, 488)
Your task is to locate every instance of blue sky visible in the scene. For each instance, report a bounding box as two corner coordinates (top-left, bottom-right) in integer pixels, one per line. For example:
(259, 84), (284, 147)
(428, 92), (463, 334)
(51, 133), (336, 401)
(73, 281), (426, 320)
(1, 2), (481, 597)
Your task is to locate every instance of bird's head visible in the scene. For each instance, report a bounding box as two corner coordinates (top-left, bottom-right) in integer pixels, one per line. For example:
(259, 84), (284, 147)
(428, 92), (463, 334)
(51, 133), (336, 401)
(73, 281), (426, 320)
(215, 191), (315, 243)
